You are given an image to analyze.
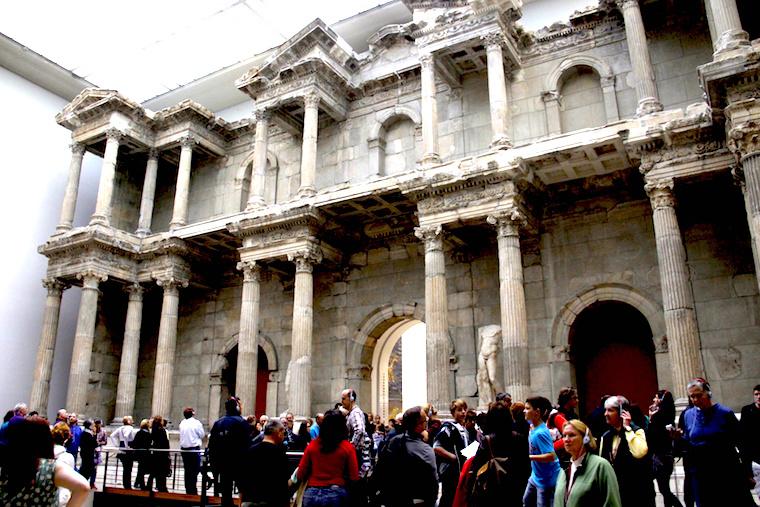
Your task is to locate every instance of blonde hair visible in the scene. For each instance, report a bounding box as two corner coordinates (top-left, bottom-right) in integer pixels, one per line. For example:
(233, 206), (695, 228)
(564, 419), (597, 452)
(139, 419), (150, 430)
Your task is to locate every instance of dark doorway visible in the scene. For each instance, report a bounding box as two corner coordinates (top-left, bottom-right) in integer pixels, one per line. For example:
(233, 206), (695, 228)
(221, 345), (269, 417)
(569, 301), (658, 419)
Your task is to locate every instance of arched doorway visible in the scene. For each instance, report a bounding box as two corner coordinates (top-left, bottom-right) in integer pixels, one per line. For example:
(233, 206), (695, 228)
(569, 301), (658, 417)
(370, 320), (427, 421)
(220, 345), (270, 417)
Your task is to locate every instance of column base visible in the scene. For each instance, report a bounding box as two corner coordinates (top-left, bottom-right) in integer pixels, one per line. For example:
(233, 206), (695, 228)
(135, 227), (152, 237)
(490, 136), (513, 150)
(89, 214), (110, 227)
(245, 196), (266, 210)
(636, 97), (664, 117)
(297, 186), (316, 198)
(420, 153), (442, 166)
(714, 29), (750, 60)
(169, 220), (186, 230)
(54, 223), (73, 234)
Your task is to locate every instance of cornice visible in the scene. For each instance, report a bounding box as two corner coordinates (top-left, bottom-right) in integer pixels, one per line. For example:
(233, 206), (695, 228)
(227, 206), (325, 239)
(56, 88), (147, 131)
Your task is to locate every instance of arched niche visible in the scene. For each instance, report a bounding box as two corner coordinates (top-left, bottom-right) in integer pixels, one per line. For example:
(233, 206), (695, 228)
(368, 106), (422, 177)
(235, 150), (279, 210)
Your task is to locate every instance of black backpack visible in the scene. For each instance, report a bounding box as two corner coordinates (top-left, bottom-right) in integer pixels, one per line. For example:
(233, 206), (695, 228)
(469, 436), (512, 507)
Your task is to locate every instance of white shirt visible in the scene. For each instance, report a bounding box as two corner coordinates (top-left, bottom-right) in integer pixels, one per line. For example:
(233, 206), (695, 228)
(110, 424), (134, 447)
(179, 417), (205, 448)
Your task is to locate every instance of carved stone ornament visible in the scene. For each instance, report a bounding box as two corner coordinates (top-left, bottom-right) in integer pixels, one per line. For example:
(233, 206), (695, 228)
(105, 128), (123, 143)
(70, 142), (86, 156)
(76, 270), (108, 289)
(287, 246), (323, 273)
(481, 32), (504, 49)
(125, 283), (144, 300)
(654, 335), (668, 353)
(419, 53), (434, 69)
(237, 260), (262, 282)
(644, 178), (676, 209)
(614, 0), (638, 10)
(414, 224), (443, 251)
(180, 135), (197, 149)
(42, 278), (68, 296)
(154, 276), (189, 292)
(303, 93), (320, 109)
(487, 209), (525, 237)
(253, 108), (272, 124)
(728, 121), (760, 160)
(147, 148), (160, 160)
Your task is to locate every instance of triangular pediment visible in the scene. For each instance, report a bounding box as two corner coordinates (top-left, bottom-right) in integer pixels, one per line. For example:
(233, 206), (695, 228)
(56, 88), (145, 130)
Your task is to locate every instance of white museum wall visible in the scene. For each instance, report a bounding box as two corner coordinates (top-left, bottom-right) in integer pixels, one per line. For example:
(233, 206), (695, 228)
(0, 65), (99, 419)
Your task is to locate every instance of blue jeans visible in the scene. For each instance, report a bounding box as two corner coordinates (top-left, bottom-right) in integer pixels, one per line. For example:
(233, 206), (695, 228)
(523, 478), (555, 507)
(303, 485), (349, 507)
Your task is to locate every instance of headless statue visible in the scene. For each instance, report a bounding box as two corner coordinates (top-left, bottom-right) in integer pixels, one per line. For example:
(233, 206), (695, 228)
(477, 325), (503, 408)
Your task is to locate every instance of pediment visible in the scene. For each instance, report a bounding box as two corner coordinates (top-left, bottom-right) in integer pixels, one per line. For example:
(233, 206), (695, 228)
(56, 88), (145, 130)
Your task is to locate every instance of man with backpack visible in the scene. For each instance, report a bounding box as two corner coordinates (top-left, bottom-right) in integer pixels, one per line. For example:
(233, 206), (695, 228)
(523, 396), (561, 507)
(434, 399), (470, 507)
(371, 406), (438, 507)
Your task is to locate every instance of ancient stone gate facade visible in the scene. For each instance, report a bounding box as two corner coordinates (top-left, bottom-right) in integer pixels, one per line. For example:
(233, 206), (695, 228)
(31, 0), (760, 424)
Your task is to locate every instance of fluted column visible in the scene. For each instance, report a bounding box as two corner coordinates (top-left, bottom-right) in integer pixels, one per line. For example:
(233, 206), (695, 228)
(56, 143), (86, 233)
(236, 261), (262, 410)
(483, 33), (512, 149)
(646, 179), (704, 394)
(706, 0), (749, 57)
(247, 110), (271, 209)
(136, 149), (159, 235)
(487, 213), (530, 402)
(298, 94), (319, 198)
(151, 277), (187, 417)
(286, 248), (322, 418)
(29, 278), (68, 413)
(616, 0), (662, 116)
(420, 54), (441, 165)
(113, 284), (144, 421)
(66, 271), (108, 416)
(170, 136), (195, 229)
(414, 225), (451, 409)
(90, 129), (122, 226)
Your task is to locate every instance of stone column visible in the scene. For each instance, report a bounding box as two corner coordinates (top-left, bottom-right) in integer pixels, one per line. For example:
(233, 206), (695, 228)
(113, 284), (144, 421)
(600, 76), (621, 123)
(298, 94), (319, 198)
(66, 271), (107, 417)
(286, 247), (322, 418)
(420, 53), (441, 165)
(136, 149), (159, 235)
(706, 0), (749, 56)
(29, 278), (68, 413)
(90, 129), (122, 226)
(646, 179), (704, 394)
(542, 92), (562, 136)
(236, 261), (261, 410)
(56, 143), (86, 233)
(247, 110), (271, 209)
(483, 33), (512, 149)
(170, 136), (195, 230)
(151, 277), (187, 417)
(487, 213), (530, 402)
(414, 225), (451, 410)
(616, 0), (663, 116)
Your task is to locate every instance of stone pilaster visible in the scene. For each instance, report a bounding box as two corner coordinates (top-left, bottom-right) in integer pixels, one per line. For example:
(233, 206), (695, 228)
(286, 247), (322, 418)
(646, 179), (704, 394)
(482, 33), (512, 149)
(151, 276), (187, 418)
(414, 225), (451, 410)
(170, 136), (195, 230)
(706, 0), (749, 57)
(236, 261), (262, 410)
(90, 129), (122, 226)
(113, 284), (144, 421)
(29, 278), (68, 413)
(247, 110), (271, 209)
(56, 143), (86, 233)
(487, 213), (530, 402)
(298, 94), (319, 198)
(136, 149), (159, 236)
(542, 92), (562, 136)
(616, 0), (663, 116)
(66, 270), (108, 417)
(420, 54), (441, 165)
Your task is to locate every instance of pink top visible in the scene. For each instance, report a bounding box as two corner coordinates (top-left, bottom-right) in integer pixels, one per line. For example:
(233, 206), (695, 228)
(297, 439), (359, 487)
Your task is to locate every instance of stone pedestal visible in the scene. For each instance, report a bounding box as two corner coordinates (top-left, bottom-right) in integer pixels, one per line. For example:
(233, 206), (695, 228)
(616, 0), (663, 116)
(236, 261), (261, 410)
(298, 95), (319, 198)
(90, 129), (122, 226)
(247, 110), (271, 209)
(646, 180), (704, 393)
(56, 143), (85, 233)
(30, 278), (67, 413)
(136, 149), (159, 235)
(151, 277), (187, 418)
(170, 136), (195, 230)
(286, 248), (321, 418)
(66, 271), (107, 417)
(414, 225), (451, 410)
(483, 34), (512, 149)
(420, 54), (441, 165)
(707, 0), (749, 57)
(113, 284), (144, 421)
(487, 214), (530, 402)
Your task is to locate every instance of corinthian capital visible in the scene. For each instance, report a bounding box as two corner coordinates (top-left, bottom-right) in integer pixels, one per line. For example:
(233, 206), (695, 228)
(70, 142), (86, 156)
(154, 275), (189, 292)
(76, 270), (108, 288)
(645, 178), (676, 209)
(42, 278), (68, 296)
(253, 108), (272, 124)
(105, 128), (124, 143)
(125, 283), (145, 300)
(147, 148), (160, 161)
(180, 135), (197, 149)
(481, 32), (504, 49)
(237, 260), (262, 282)
(288, 246), (322, 273)
(728, 121), (760, 160)
(414, 224), (443, 252)
(419, 53), (434, 69)
(303, 93), (320, 109)
(615, 0), (638, 10)
(487, 209), (525, 238)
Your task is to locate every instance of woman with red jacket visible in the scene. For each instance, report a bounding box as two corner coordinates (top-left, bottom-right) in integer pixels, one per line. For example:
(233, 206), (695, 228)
(297, 409), (359, 507)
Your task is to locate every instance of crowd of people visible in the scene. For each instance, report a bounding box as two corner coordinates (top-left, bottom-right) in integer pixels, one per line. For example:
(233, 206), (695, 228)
(0, 380), (757, 507)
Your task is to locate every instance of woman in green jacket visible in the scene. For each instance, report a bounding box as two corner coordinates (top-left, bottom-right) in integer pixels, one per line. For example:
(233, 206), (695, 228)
(554, 419), (622, 507)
